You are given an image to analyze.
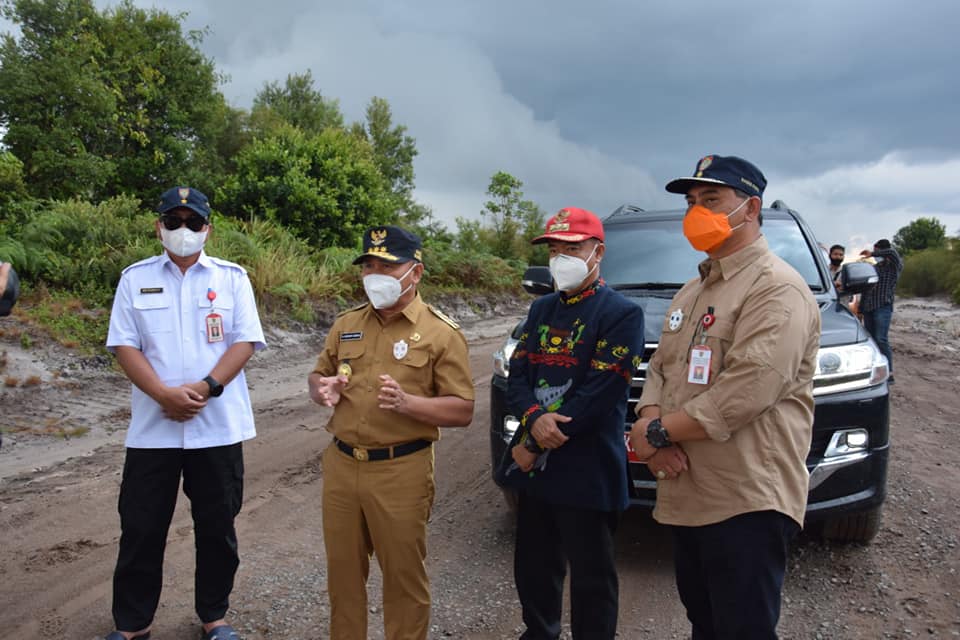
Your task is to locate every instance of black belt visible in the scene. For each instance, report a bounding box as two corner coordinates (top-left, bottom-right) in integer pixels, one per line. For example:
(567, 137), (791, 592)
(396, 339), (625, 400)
(334, 438), (432, 462)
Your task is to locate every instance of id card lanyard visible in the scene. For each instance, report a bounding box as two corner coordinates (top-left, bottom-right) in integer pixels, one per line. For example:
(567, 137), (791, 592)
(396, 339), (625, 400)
(205, 287), (224, 343)
(687, 306), (715, 385)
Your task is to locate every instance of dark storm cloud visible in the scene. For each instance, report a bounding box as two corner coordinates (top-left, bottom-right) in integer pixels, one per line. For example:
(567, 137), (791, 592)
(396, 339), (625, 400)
(6, 0), (957, 246)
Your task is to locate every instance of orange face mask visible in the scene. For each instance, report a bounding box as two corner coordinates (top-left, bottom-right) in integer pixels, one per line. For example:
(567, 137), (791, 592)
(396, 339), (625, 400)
(682, 198), (750, 252)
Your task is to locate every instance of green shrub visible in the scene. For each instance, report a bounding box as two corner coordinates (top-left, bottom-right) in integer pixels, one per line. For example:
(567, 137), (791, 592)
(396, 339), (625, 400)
(898, 248), (960, 298)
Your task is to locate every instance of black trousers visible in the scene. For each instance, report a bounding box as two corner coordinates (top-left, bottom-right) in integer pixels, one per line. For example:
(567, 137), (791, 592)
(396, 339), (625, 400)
(671, 510), (799, 640)
(112, 444), (244, 631)
(514, 493), (621, 640)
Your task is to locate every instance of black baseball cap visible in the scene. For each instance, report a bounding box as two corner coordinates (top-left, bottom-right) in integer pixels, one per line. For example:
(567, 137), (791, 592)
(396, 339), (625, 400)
(665, 155), (767, 199)
(156, 186), (211, 219)
(352, 225), (423, 265)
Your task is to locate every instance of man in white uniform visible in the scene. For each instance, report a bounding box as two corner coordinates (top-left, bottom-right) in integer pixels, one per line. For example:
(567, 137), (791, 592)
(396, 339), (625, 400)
(102, 187), (265, 640)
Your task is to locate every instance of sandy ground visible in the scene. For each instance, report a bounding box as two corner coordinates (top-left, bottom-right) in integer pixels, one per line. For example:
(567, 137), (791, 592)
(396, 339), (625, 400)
(1, 297), (959, 639)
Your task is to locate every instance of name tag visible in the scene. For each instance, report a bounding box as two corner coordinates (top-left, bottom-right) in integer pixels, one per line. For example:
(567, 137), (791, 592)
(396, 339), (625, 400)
(687, 346), (712, 385)
(340, 331), (363, 342)
(140, 287), (163, 294)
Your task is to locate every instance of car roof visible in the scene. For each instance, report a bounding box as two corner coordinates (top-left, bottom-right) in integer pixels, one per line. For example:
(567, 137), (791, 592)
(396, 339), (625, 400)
(604, 200), (799, 224)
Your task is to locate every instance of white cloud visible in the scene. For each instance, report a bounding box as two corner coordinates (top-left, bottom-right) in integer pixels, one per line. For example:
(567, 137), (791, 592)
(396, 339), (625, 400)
(773, 153), (960, 252)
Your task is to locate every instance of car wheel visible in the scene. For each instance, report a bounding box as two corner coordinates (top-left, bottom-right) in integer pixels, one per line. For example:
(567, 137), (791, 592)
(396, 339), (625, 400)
(502, 488), (519, 512)
(820, 506), (882, 543)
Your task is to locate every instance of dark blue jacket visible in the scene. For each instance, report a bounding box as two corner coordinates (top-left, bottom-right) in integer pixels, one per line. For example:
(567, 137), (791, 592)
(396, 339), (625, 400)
(504, 280), (644, 511)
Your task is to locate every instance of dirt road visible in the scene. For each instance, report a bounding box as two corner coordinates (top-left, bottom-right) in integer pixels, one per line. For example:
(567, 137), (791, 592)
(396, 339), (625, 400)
(1, 300), (959, 639)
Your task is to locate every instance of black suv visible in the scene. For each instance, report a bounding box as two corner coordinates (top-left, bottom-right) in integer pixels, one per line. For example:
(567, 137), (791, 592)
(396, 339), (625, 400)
(490, 201), (890, 543)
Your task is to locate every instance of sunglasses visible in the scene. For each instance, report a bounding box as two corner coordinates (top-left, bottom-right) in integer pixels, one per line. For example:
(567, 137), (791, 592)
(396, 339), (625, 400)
(159, 214), (208, 232)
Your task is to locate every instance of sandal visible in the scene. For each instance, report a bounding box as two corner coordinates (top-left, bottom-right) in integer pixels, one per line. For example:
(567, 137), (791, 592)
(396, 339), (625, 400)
(201, 624), (241, 640)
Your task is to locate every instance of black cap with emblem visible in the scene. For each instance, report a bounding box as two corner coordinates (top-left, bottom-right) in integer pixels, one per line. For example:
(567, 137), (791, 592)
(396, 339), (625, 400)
(665, 155), (767, 199)
(352, 225), (423, 265)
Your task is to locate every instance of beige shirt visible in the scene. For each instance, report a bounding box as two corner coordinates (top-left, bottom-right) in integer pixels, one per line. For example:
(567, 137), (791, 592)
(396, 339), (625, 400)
(639, 236), (821, 527)
(313, 294), (475, 447)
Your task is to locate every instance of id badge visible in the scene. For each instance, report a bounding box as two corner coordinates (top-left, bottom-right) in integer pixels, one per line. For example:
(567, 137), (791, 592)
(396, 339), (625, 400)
(687, 345), (712, 384)
(205, 313), (224, 343)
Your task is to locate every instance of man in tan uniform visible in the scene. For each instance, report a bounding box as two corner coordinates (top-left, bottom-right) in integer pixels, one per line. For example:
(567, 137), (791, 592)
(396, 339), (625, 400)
(629, 155), (820, 639)
(308, 225), (475, 640)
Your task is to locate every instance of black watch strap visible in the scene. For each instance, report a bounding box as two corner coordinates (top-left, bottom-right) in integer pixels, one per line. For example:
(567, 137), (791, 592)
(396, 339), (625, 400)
(645, 417), (672, 449)
(203, 375), (224, 398)
(523, 433), (544, 454)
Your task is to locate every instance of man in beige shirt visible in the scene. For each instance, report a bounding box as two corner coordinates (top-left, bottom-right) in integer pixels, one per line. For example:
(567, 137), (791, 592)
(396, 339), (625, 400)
(629, 155), (820, 639)
(308, 225), (475, 640)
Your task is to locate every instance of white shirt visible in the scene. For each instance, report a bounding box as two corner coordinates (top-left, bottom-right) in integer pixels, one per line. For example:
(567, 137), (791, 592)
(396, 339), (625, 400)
(106, 251), (266, 449)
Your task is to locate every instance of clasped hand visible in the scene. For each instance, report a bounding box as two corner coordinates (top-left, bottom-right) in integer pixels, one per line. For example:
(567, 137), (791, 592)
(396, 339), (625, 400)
(159, 384), (207, 422)
(629, 416), (689, 480)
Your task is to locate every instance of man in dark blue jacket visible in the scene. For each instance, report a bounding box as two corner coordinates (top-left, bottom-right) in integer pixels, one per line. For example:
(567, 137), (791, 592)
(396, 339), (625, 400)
(505, 207), (645, 639)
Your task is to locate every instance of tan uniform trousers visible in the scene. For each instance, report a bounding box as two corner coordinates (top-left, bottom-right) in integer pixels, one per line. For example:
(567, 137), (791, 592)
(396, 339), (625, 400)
(321, 442), (436, 640)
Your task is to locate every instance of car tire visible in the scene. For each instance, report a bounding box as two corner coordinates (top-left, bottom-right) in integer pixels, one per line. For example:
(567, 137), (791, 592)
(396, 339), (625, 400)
(820, 506), (882, 543)
(502, 488), (519, 513)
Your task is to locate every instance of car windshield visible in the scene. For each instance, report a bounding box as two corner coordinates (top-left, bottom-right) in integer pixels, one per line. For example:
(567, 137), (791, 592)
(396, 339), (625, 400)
(602, 217), (825, 291)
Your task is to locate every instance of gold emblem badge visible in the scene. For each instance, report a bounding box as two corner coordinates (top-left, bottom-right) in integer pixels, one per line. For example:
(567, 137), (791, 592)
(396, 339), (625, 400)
(178, 187), (190, 203)
(410, 332), (421, 342)
(338, 361), (352, 378)
(695, 155), (713, 177)
(370, 229), (387, 246)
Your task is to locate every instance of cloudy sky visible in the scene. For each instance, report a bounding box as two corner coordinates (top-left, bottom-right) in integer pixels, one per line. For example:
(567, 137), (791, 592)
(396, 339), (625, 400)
(10, 0), (960, 253)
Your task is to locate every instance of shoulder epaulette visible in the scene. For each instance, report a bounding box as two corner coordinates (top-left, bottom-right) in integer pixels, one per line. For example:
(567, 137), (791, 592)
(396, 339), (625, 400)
(337, 302), (370, 317)
(208, 256), (248, 275)
(428, 305), (460, 329)
(120, 254), (162, 275)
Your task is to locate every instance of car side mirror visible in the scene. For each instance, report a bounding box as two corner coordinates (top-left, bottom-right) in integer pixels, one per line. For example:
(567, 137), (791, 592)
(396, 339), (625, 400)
(521, 266), (554, 296)
(840, 261), (879, 294)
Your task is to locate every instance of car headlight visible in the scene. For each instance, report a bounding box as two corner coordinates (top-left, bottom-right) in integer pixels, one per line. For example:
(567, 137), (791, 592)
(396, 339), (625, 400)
(813, 342), (888, 396)
(493, 337), (518, 378)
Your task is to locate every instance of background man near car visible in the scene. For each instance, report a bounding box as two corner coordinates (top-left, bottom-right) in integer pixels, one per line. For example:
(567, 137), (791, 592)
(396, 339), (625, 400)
(859, 239), (903, 383)
(630, 155), (820, 639)
(828, 244), (845, 284)
(104, 186), (266, 640)
(504, 207), (645, 639)
(308, 225), (475, 640)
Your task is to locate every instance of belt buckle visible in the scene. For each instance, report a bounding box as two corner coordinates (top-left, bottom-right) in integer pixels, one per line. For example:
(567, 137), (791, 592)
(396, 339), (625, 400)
(352, 447), (369, 462)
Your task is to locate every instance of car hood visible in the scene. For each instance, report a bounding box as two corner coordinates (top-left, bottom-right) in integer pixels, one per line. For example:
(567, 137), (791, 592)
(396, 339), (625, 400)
(620, 291), (870, 348)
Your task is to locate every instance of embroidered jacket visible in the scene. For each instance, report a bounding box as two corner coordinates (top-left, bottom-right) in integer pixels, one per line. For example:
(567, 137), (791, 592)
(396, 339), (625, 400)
(505, 280), (644, 511)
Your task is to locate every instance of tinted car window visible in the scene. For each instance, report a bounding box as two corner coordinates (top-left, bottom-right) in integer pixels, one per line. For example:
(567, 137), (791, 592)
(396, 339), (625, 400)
(602, 217), (824, 291)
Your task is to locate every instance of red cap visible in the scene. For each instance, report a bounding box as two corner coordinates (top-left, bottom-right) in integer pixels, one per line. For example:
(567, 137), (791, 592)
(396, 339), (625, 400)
(531, 207), (605, 244)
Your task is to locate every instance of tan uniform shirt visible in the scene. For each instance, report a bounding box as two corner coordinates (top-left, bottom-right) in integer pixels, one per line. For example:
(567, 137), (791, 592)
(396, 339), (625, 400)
(639, 237), (821, 527)
(313, 294), (475, 447)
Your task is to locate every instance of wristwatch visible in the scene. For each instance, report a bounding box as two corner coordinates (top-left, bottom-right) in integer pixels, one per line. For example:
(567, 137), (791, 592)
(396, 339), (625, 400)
(523, 434), (544, 454)
(203, 375), (224, 398)
(645, 417), (672, 449)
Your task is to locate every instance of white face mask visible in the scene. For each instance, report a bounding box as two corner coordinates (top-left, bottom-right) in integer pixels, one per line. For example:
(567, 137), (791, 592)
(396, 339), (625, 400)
(549, 245), (599, 292)
(161, 227), (207, 258)
(363, 263), (416, 309)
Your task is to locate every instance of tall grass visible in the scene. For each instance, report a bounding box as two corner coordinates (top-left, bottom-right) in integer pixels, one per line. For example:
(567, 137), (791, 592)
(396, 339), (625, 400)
(0, 197), (525, 350)
(898, 245), (960, 303)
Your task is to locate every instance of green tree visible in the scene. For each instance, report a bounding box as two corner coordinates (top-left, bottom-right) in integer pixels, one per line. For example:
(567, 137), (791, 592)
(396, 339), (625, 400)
(217, 125), (395, 248)
(0, 0), (229, 200)
(893, 217), (947, 255)
(480, 170), (546, 262)
(352, 97), (416, 200)
(250, 70), (343, 136)
(0, 151), (28, 207)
